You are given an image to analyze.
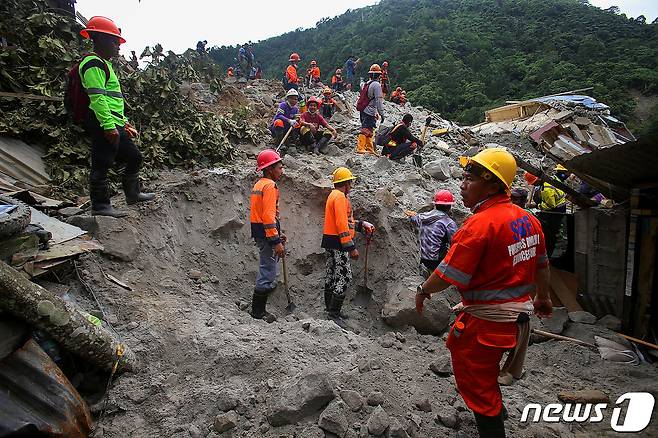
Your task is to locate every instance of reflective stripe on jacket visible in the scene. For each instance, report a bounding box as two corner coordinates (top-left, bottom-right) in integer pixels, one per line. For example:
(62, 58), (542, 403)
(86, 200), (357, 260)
(322, 189), (358, 251)
(250, 178), (281, 245)
(79, 54), (126, 130)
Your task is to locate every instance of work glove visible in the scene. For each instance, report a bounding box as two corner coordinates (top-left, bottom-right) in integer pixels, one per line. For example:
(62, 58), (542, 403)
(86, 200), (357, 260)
(362, 221), (375, 235)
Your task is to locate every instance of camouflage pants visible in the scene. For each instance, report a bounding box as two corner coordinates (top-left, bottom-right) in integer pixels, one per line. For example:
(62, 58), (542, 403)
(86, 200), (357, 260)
(324, 249), (352, 298)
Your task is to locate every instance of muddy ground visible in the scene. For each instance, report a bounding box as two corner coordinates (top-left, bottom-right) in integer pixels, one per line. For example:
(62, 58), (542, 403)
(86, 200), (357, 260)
(52, 81), (658, 437)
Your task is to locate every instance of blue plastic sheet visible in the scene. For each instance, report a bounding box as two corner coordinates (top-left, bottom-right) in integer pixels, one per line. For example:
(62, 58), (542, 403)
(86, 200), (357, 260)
(533, 95), (609, 110)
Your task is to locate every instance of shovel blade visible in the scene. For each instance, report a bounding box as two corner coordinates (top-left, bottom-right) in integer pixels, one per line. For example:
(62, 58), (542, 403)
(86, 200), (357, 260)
(353, 285), (373, 307)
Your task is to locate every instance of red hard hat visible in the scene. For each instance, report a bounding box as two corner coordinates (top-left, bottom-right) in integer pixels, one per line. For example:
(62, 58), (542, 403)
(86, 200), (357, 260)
(383, 61), (389, 67)
(524, 171), (539, 185)
(307, 96), (320, 106)
(310, 60), (317, 65)
(335, 68), (342, 74)
(80, 16), (126, 44)
(368, 63), (382, 74)
(289, 52), (300, 62)
(433, 190), (455, 205)
(256, 149), (282, 171)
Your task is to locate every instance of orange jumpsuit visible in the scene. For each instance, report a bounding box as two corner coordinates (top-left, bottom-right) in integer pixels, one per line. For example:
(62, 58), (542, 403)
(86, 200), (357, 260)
(436, 194), (548, 417)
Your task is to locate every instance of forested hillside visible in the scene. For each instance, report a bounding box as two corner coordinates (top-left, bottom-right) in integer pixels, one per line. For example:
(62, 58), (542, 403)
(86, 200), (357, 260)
(210, 0), (658, 128)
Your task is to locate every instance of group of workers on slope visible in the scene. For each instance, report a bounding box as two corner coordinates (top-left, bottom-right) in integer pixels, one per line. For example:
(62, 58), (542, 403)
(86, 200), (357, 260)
(250, 144), (553, 438)
(269, 87), (338, 155)
(225, 43), (262, 80)
(70, 17), (555, 438)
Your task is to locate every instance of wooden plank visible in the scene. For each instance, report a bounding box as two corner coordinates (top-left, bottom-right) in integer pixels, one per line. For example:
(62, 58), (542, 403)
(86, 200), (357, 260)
(0, 91), (63, 102)
(632, 218), (657, 338)
(550, 268), (583, 312)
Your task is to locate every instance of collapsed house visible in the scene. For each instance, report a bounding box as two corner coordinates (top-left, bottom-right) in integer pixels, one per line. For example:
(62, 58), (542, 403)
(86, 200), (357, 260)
(473, 92), (658, 342)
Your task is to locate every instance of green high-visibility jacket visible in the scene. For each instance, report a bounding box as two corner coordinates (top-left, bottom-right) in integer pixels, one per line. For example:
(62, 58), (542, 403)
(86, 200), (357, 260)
(79, 54), (127, 130)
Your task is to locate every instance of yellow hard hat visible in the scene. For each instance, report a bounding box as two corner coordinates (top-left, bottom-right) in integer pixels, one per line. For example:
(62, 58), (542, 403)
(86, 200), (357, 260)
(332, 167), (356, 184)
(555, 164), (568, 171)
(459, 148), (517, 189)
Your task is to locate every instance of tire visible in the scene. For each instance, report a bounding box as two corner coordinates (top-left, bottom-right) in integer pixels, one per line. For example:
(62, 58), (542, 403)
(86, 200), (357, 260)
(0, 195), (31, 239)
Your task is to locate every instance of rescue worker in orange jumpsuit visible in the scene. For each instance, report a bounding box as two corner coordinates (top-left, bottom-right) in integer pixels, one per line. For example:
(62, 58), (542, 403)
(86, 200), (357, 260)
(307, 60), (321, 87)
(249, 149), (287, 323)
(284, 52), (300, 91)
(322, 167), (375, 328)
(390, 86), (402, 104)
(320, 87), (337, 120)
(380, 61), (390, 96)
(331, 69), (344, 92)
(416, 148), (553, 438)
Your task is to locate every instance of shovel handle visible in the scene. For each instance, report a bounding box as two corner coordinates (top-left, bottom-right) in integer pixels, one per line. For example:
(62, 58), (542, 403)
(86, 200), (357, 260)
(363, 235), (371, 288)
(275, 125), (295, 152)
(531, 328), (596, 349)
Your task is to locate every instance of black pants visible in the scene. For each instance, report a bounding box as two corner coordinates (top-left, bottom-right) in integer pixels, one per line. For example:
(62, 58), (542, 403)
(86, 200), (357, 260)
(85, 117), (142, 183)
(300, 130), (331, 148)
(383, 141), (415, 160)
(273, 125), (299, 146)
(538, 207), (566, 258)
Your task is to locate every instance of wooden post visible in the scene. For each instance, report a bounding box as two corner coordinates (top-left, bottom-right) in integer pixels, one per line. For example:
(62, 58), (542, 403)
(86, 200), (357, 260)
(0, 261), (136, 373)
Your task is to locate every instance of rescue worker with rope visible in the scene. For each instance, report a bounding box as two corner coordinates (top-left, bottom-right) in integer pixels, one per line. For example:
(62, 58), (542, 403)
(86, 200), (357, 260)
(416, 148), (552, 438)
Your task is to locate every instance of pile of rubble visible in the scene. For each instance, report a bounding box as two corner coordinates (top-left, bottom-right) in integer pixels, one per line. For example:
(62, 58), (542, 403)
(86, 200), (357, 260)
(2, 67), (658, 437)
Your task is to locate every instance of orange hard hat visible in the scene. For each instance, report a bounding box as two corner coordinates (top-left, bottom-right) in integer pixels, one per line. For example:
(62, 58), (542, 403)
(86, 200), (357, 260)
(80, 16), (126, 43)
(524, 171), (539, 185)
(289, 52), (300, 62)
(256, 149), (282, 171)
(383, 61), (389, 67)
(323, 87), (332, 95)
(368, 63), (382, 74)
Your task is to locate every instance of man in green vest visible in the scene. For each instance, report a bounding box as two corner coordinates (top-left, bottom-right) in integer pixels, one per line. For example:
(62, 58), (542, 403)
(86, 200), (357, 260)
(79, 16), (154, 217)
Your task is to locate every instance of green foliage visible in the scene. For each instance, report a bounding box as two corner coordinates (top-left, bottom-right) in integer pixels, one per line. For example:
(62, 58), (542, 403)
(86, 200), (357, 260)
(211, 0), (658, 128)
(0, 0), (254, 197)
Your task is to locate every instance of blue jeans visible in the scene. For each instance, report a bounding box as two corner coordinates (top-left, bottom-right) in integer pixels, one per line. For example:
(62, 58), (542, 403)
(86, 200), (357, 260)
(255, 238), (278, 290)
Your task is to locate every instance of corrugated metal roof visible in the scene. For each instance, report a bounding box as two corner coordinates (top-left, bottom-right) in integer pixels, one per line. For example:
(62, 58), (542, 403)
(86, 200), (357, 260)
(0, 136), (50, 190)
(567, 134), (658, 200)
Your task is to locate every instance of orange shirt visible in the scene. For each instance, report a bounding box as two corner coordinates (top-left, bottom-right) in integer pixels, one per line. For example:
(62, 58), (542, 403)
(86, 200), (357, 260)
(321, 189), (356, 251)
(310, 66), (321, 80)
(286, 65), (298, 84)
(436, 194), (548, 305)
(250, 178), (280, 245)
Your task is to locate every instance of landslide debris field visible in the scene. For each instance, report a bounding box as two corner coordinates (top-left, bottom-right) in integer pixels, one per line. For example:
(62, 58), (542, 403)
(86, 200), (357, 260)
(54, 82), (657, 438)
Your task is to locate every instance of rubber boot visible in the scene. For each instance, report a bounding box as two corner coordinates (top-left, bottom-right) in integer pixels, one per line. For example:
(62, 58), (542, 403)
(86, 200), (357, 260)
(328, 294), (348, 328)
(317, 136), (330, 154)
(250, 289), (276, 323)
(364, 135), (377, 155)
(356, 134), (367, 154)
(474, 412), (506, 438)
(90, 179), (127, 218)
(123, 172), (155, 205)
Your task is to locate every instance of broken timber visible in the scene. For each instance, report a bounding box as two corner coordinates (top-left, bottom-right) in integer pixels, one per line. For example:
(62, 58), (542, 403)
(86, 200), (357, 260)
(0, 261), (136, 373)
(513, 154), (597, 209)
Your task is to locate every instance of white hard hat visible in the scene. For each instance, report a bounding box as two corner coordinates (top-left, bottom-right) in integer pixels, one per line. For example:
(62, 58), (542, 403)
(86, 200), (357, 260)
(285, 89), (299, 98)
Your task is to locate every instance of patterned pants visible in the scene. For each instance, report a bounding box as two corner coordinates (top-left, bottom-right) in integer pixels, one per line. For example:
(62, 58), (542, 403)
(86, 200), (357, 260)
(324, 249), (352, 298)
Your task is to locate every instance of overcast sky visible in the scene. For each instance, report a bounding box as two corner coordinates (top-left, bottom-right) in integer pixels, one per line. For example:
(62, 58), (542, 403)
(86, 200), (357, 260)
(76, 0), (657, 57)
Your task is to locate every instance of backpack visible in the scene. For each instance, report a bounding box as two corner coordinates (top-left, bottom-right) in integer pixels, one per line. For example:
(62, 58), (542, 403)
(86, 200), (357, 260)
(375, 123), (403, 146)
(64, 55), (110, 125)
(355, 80), (374, 112)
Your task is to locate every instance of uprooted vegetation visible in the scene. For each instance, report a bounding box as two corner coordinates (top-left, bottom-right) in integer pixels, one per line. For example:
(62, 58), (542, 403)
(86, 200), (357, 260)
(0, 0), (262, 197)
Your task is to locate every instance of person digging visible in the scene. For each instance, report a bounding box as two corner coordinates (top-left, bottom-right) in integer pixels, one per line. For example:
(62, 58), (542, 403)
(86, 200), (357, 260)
(321, 167), (375, 328)
(78, 16), (154, 217)
(298, 96), (337, 155)
(249, 149), (287, 323)
(416, 148), (552, 438)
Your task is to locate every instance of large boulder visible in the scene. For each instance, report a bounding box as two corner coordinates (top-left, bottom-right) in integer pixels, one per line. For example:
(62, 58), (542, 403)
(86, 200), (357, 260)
(67, 216), (140, 262)
(381, 276), (452, 335)
(267, 371), (335, 426)
(423, 159), (451, 181)
(318, 400), (349, 437)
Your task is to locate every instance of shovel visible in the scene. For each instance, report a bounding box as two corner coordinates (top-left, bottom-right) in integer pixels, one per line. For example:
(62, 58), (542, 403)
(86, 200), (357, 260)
(353, 234), (373, 307)
(413, 116), (432, 168)
(281, 255), (296, 313)
(275, 124), (295, 153)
